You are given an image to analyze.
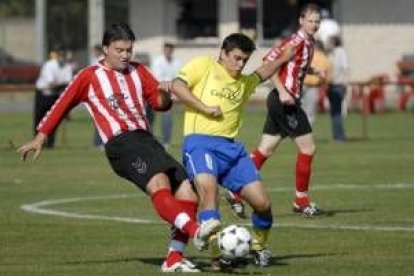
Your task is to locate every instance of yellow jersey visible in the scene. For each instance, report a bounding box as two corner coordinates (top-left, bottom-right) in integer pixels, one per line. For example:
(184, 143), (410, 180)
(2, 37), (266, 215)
(177, 56), (261, 138)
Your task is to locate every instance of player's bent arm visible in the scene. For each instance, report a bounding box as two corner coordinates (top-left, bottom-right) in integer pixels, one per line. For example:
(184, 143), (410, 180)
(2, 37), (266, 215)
(255, 45), (294, 81)
(171, 78), (222, 117)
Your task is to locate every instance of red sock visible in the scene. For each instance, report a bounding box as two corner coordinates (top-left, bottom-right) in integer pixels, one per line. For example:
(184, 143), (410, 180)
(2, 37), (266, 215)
(295, 153), (313, 205)
(165, 200), (198, 266)
(170, 200), (198, 243)
(165, 250), (183, 266)
(251, 149), (267, 170)
(233, 192), (242, 202)
(151, 189), (198, 237)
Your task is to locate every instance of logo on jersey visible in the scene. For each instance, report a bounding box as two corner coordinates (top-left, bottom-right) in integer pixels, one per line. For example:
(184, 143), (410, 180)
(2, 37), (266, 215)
(210, 87), (243, 105)
(108, 93), (128, 109)
(132, 157), (147, 174)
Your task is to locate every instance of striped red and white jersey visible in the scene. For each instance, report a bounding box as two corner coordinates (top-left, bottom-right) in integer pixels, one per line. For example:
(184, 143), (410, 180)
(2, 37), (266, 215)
(37, 61), (165, 143)
(264, 31), (314, 97)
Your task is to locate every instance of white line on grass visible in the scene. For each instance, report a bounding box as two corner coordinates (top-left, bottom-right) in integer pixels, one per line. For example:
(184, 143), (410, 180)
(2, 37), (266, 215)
(20, 183), (414, 232)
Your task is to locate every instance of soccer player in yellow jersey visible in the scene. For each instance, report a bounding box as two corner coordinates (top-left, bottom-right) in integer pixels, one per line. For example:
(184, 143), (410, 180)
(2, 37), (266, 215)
(171, 33), (292, 269)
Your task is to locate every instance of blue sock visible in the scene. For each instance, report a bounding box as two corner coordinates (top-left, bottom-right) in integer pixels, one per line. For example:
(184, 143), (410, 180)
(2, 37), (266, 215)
(252, 212), (273, 229)
(198, 209), (221, 223)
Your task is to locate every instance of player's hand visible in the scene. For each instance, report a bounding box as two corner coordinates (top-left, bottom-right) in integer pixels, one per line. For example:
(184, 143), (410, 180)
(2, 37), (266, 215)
(158, 81), (173, 93)
(16, 133), (46, 162)
(279, 89), (295, 105)
(204, 105), (223, 118)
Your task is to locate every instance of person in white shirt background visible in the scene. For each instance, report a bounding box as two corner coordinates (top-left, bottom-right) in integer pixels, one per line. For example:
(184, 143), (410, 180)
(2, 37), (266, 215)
(326, 35), (349, 142)
(33, 48), (73, 148)
(151, 42), (181, 150)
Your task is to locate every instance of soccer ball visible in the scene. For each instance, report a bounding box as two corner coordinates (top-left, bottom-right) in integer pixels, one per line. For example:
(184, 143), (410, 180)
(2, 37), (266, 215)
(217, 225), (252, 259)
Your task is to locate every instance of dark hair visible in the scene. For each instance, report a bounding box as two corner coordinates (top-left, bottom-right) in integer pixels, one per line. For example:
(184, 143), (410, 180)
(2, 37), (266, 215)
(221, 33), (256, 55)
(164, 42), (175, 48)
(299, 3), (321, 18)
(51, 45), (66, 54)
(330, 36), (343, 47)
(102, 22), (135, 46)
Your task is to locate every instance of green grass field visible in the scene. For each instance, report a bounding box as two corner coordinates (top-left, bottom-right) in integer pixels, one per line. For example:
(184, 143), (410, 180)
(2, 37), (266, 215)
(1, 107), (413, 275)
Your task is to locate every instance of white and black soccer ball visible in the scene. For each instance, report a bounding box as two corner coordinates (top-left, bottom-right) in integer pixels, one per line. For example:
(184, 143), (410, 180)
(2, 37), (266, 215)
(217, 225), (252, 259)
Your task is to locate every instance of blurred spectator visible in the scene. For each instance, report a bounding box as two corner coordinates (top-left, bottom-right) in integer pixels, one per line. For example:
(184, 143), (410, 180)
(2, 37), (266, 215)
(151, 42), (181, 150)
(34, 48), (73, 148)
(90, 44), (103, 65)
(302, 40), (332, 125)
(65, 49), (79, 74)
(315, 9), (340, 49)
(89, 44), (105, 149)
(326, 35), (349, 142)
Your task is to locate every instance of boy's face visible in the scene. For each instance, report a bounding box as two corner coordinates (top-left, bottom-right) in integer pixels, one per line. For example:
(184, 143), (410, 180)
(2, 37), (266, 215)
(299, 11), (321, 37)
(103, 40), (133, 71)
(219, 48), (251, 78)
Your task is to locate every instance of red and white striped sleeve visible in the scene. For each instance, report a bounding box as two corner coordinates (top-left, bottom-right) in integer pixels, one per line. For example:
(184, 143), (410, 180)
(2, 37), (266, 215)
(37, 68), (92, 136)
(135, 64), (170, 111)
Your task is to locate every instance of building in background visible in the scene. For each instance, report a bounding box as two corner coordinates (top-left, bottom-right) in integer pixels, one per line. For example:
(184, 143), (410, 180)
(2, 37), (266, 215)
(1, 0), (413, 83)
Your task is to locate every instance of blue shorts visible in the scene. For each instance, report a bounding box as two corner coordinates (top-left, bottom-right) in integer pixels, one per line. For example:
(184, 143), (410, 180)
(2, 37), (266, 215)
(182, 134), (261, 193)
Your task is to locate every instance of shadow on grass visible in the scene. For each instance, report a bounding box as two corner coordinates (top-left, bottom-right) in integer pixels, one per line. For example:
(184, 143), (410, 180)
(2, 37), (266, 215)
(316, 135), (414, 144)
(135, 253), (337, 272)
(276, 252), (338, 263)
(62, 257), (144, 265)
(277, 208), (374, 218)
(63, 252), (336, 274)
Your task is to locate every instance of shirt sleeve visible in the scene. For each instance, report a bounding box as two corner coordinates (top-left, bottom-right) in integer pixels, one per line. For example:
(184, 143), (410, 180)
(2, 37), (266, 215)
(263, 38), (291, 61)
(243, 73), (262, 98)
(339, 48), (349, 70)
(176, 56), (211, 89)
(136, 64), (168, 111)
(37, 69), (91, 135)
(36, 61), (56, 90)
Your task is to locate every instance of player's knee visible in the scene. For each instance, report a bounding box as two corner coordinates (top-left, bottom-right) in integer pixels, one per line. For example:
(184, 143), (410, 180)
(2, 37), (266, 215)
(146, 173), (172, 194)
(252, 197), (271, 213)
(174, 180), (198, 202)
(300, 143), (316, 156)
(259, 144), (276, 157)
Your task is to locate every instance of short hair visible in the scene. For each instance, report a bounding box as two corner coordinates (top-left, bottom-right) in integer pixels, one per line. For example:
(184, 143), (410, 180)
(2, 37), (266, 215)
(221, 33), (256, 55)
(102, 22), (135, 46)
(299, 3), (321, 18)
(164, 42), (175, 49)
(330, 36), (343, 47)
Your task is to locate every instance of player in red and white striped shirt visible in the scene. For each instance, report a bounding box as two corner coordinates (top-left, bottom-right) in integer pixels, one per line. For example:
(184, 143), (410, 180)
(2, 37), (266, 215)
(17, 23), (220, 272)
(226, 4), (326, 217)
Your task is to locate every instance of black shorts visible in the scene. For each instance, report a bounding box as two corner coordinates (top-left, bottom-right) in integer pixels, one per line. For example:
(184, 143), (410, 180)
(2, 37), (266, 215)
(263, 89), (312, 139)
(105, 130), (188, 193)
